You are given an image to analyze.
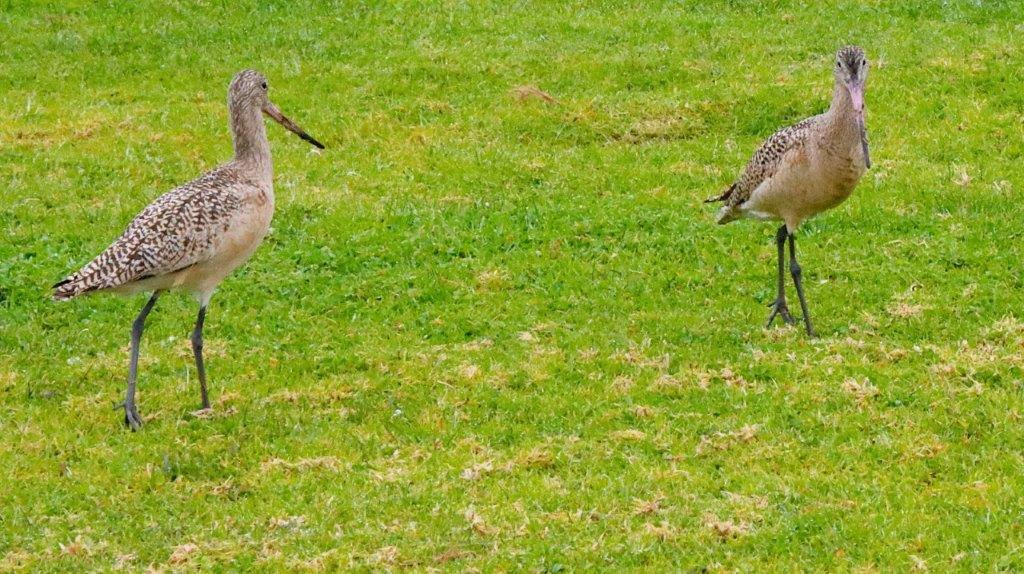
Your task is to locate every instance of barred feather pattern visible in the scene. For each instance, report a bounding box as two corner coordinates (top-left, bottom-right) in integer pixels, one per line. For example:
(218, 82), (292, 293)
(53, 165), (256, 300)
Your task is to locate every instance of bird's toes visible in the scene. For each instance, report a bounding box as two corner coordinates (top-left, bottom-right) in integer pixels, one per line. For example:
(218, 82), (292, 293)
(124, 407), (143, 432)
(191, 407), (214, 419)
(766, 299), (797, 328)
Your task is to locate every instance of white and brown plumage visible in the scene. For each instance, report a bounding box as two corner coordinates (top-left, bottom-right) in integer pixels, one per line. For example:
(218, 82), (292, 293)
(707, 46), (871, 337)
(54, 69), (324, 430)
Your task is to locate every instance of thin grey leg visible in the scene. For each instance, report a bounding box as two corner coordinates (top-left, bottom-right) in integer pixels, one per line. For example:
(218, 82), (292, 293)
(788, 233), (817, 337)
(767, 224), (796, 327)
(125, 291), (161, 430)
(191, 305), (210, 409)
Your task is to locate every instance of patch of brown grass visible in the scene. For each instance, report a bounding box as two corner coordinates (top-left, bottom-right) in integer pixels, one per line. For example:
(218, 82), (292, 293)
(610, 429), (647, 442)
(434, 548), (475, 564)
(370, 546), (399, 566)
(842, 377), (880, 404)
(696, 425), (760, 455)
(511, 85), (558, 104)
(475, 268), (509, 291)
(260, 456), (345, 474)
(632, 494), (666, 516)
(517, 447), (555, 470)
(463, 506), (496, 536)
(460, 460), (495, 481)
(888, 302), (925, 319)
(642, 521), (676, 541)
(703, 514), (750, 539)
(168, 543), (199, 565)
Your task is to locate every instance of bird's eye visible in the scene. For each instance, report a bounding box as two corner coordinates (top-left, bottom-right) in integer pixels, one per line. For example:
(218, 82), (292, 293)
(260, 82), (267, 90)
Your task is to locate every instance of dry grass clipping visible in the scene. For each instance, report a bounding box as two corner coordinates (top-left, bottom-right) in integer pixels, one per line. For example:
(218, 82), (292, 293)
(511, 85), (558, 104)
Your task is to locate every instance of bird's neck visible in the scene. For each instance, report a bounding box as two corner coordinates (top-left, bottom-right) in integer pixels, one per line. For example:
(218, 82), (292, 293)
(231, 105), (273, 183)
(825, 81), (863, 139)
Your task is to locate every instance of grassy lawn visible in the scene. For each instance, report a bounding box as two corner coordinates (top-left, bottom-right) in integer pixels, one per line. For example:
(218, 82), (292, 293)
(3, 0), (1024, 570)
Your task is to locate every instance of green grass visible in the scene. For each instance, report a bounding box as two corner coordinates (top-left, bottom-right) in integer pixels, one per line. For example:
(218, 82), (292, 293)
(3, 0), (1024, 570)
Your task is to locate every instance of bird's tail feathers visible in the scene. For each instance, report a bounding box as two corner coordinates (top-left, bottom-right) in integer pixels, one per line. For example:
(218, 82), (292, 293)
(704, 183), (735, 204)
(52, 272), (104, 301)
(52, 276), (84, 301)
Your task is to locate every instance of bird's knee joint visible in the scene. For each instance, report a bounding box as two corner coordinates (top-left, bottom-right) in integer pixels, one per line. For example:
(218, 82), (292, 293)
(790, 263), (802, 278)
(191, 332), (203, 349)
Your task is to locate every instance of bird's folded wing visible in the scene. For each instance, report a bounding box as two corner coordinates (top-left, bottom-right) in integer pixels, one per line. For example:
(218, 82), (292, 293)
(56, 174), (245, 295)
(723, 117), (815, 207)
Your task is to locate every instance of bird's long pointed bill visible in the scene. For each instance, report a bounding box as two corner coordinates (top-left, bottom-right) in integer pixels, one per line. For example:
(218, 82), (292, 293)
(848, 83), (871, 169)
(263, 102), (325, 149)
(858, 116), (870, 169)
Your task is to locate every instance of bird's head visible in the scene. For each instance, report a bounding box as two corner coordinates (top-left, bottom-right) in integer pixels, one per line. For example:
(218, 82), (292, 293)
(228, 69), (324, 149)
(833, 46), (869, 113)
(833, 47), (871, 168)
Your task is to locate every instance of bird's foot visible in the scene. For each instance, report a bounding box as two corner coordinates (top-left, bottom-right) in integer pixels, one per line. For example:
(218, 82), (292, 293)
(766, 298), (797, 327)
(124, 402), (143, 431)
(191, 407), (214, 419)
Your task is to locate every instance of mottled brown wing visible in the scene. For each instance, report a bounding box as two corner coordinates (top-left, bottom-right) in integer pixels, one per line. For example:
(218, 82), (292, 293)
(53, 168), (247, 299)
(719, 116), (816, 208)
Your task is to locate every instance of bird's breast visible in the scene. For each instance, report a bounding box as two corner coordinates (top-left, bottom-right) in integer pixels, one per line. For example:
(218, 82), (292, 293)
(251, 186), (273, 209)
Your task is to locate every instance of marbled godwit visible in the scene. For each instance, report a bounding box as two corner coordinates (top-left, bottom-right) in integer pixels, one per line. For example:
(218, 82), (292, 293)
(53, 69), (324, 430)
(706, 46), (871, 337)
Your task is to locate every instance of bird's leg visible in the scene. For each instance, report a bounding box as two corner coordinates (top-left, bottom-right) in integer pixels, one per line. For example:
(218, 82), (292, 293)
(125, 291), (161, 431)
(788, 233), (817, 337)
(767, 224), (796, 327)
(191, 305), (210, 410)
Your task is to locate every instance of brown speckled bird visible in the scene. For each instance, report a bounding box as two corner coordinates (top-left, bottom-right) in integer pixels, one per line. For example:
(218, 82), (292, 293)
(707, 46), (871, 337)
(54, 69), (324, 430)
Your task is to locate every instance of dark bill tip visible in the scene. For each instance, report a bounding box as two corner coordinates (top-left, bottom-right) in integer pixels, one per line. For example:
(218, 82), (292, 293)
(857, 116), (871, 169)
(301, 132), (325, 150)
(263, 102), (325, 150)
